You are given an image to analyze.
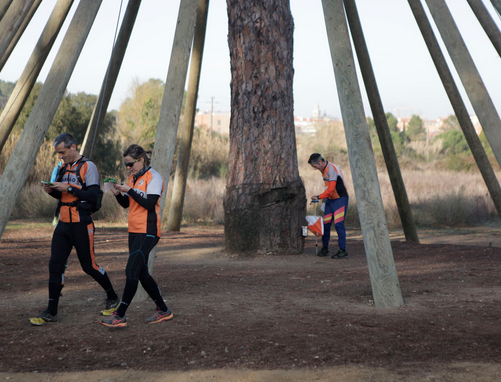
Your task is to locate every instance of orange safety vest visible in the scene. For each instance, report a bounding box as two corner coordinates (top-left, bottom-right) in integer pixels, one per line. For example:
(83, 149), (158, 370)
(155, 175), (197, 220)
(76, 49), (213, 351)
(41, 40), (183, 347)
(126, 168), (164, 237)
(56, 158), (99, 223)
(320, 162), (348, 200)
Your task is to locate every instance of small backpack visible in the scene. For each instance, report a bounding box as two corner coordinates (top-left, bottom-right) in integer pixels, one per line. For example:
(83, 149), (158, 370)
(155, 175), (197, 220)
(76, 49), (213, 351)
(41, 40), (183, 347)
(56, 157), (103, 213)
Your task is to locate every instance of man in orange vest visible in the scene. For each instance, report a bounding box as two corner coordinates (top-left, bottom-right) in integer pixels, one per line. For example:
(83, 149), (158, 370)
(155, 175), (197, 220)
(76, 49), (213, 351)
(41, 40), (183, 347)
(30, 133), (119, 325)
(308, 153), (349, 259)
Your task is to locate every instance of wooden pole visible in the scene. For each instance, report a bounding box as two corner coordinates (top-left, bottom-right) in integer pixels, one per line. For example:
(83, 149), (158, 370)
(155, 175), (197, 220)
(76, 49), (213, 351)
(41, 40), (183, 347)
(408, 0), (501, 219)
(0, 0), (41, 72)
(0, 0), (37, 64)
(343, 0), (419, 244)
(151, 0), (199, 222)
(0, 0), (103, 240)
(81, 0), (143, 159)
(167, 0), (209, 232)
(0, 0), (13, 22)
(0, 0), (74, 153)
(321, 0), (403, 308)
(490, 0), (501, 17)
(133, 0), (198, 302)
(425, 0), (501, 168)
(467, 0), (501, 58)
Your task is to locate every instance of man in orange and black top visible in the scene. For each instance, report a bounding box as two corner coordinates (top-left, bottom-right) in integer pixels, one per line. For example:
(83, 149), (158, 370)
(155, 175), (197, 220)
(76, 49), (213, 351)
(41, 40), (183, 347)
(30, 133), (119, 326)
(308, 153), (349, 259)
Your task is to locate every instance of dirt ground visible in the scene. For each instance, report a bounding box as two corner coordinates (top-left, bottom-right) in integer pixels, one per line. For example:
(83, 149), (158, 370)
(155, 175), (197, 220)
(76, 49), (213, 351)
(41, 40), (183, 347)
(1, 222), (501, 381)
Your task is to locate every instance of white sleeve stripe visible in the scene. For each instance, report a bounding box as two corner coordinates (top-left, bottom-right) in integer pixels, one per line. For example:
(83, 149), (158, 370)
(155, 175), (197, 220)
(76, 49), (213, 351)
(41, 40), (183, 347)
(83, 161), (99, 187)
(147, 168), (163, 195)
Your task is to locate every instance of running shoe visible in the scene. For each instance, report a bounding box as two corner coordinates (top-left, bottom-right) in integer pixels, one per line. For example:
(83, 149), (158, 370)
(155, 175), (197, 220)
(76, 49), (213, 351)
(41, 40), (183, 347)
(145, 307), (173, 324)
(100, 312), (127, 328)
(29, 310), (59, 326)
(331, 249), (348, 259)
(101, 297), (120, 316)
(317, 246), (329, 257)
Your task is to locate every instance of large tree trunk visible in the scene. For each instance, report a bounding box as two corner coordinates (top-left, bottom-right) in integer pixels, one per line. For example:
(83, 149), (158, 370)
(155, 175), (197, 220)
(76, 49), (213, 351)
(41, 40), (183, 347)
(225, 0), (305, 255)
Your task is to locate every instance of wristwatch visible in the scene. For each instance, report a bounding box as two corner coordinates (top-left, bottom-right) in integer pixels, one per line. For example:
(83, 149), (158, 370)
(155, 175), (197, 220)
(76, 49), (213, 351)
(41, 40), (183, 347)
(67, 186), (74, 194)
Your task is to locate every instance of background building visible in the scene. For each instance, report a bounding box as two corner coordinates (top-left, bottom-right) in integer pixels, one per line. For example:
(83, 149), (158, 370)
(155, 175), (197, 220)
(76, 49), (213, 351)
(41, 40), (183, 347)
(194, 110), (231, 136)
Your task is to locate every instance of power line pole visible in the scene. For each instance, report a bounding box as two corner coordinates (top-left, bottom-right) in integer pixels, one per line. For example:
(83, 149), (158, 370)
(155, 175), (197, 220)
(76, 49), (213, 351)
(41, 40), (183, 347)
(210, 96), (214, 136)
(207, 96), (218, 137)
(426, 125), (429, 162)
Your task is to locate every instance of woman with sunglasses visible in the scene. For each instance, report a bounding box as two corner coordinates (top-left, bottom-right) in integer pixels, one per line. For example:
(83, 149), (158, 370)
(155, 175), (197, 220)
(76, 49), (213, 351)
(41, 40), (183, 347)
(100, 144), (172, 328)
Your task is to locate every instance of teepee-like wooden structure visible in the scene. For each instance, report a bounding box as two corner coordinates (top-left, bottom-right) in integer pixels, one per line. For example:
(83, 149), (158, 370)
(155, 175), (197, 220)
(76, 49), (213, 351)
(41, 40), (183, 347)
(0, 0), (500, 308)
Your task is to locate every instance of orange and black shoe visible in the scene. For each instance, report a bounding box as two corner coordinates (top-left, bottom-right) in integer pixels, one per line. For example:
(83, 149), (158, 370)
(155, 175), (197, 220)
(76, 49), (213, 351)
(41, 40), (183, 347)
(100, 311), (127, 328)
(145, 307), (173, 324)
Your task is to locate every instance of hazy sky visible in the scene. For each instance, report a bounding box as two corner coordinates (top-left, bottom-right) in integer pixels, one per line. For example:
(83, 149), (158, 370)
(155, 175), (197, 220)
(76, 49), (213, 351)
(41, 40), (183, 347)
(1, 0), (500, 120)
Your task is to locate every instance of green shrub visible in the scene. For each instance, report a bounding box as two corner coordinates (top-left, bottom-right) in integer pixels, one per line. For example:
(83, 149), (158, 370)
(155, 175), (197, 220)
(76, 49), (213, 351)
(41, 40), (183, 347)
(426, 186), (486, 226)
(444, 155), (476, 172)
(437, 129), (469, 155)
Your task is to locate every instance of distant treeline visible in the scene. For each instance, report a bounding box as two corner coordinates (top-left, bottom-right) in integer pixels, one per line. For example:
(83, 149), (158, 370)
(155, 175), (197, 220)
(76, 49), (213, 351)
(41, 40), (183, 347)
(0, 80), (14, 109)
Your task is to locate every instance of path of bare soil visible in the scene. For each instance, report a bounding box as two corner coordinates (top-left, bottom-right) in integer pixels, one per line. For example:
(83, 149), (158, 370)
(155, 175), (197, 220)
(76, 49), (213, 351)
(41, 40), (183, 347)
(1, 222), (501, 381)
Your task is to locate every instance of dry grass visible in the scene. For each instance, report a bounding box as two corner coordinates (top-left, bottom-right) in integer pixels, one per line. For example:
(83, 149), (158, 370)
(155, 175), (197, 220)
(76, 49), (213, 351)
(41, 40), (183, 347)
(299, 164), (500, 228)
(0, 132), (57, 184)
(391, 169), (499, 226)
(176, 177), (225, 224)
(3, 119), (500, 228)
(11, 184), (56, 219)
(7, 160), (500, 228)
(95, 176), (225, 226)
(92, 191), (129, 222)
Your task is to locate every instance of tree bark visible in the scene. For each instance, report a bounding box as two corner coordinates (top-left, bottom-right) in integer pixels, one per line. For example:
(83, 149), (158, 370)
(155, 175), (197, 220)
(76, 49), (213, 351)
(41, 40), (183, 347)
(225, 0), (306, 255)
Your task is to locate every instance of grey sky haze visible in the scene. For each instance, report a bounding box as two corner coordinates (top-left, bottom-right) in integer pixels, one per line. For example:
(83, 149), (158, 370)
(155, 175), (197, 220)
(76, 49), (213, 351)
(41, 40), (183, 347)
(1, 0), (500, 120)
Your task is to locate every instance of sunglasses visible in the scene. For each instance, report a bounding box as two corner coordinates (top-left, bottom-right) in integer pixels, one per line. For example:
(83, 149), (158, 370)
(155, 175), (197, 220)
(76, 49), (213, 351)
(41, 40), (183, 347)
(124, 158), (140, 168)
